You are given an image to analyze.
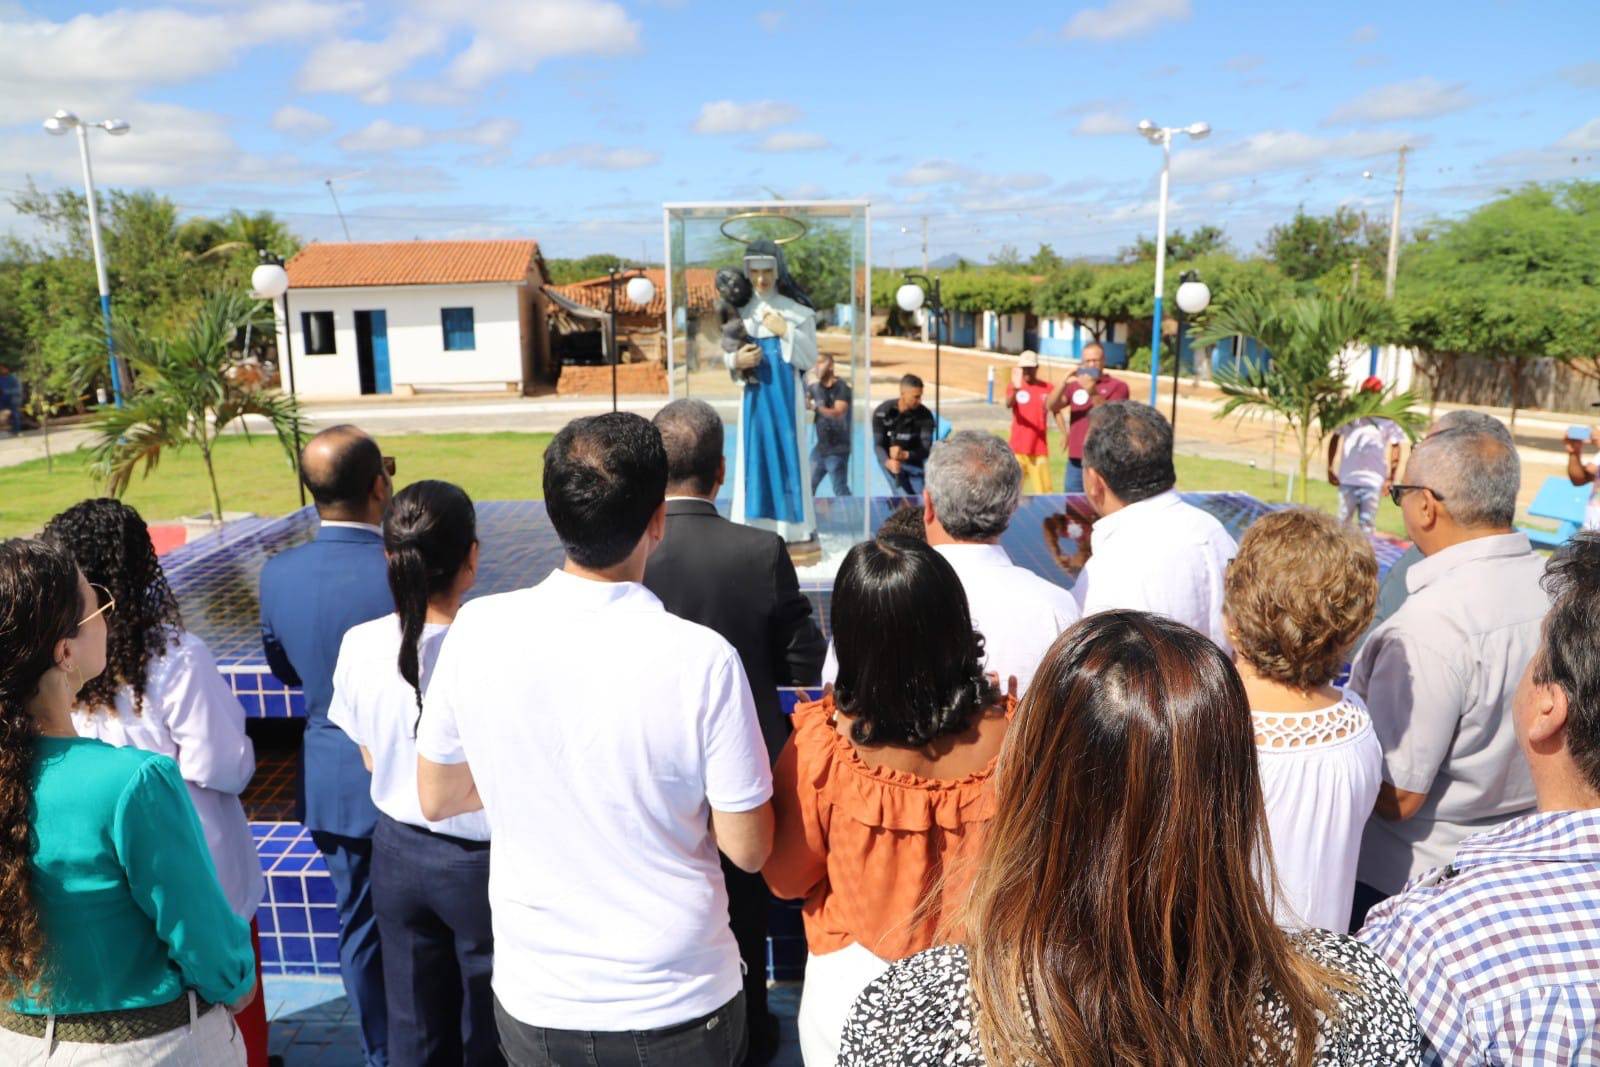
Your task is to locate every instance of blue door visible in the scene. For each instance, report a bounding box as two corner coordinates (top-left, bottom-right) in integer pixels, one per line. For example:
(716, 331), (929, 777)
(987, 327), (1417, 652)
(369, 310), (391, 394)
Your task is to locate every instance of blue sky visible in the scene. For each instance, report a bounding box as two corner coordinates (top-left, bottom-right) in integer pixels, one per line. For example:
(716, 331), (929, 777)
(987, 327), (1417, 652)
(3, 0), (1597, 264)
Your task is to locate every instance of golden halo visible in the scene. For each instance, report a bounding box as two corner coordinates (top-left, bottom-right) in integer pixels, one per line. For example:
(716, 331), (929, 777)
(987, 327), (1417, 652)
(719, 211), (809, 246)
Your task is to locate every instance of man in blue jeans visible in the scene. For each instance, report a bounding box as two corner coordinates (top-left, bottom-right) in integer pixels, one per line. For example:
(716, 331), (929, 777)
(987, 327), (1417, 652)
(1048, 342), (1129, 492)
(0, 362), (23, 436)
(872, 374), (936, 497)
(807, 353), (853, 496)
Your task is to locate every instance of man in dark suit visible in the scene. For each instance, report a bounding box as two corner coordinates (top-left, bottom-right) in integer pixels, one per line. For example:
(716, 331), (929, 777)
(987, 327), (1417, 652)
(260, 425), (394, 1066)
(644, 398), (826, 1064)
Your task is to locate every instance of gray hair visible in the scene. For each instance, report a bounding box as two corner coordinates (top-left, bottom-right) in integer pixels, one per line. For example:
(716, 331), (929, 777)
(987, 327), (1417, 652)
(925, 431), (1022, 541)
(652, 398), (723, 495)
(1430, 409), (1513, 446)
(1407, 426), (1520, 528)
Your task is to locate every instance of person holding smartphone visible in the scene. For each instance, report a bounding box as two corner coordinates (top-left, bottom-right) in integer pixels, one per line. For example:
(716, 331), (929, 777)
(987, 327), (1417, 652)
(1563, 423), (1600, 530)
(1047, 342), (1129, 493)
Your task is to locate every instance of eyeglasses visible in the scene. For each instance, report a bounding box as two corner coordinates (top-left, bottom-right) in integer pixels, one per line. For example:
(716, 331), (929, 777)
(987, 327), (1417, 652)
(382, 456), (397, 477)
(79, 583), (116, 627)
(1388, 484), (1445, 506)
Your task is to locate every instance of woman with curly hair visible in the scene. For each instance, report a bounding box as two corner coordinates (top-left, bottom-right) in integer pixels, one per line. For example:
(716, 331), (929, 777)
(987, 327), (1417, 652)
(1223, 506), (1384, 932)
(0, 538), (255, 1063)
(43, 498), (267, 1064)
(764, 534), (1011, 1065)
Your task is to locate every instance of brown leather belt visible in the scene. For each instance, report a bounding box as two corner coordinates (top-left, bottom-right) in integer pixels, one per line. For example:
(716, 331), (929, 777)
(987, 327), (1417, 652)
(0, 993), (213, 1044)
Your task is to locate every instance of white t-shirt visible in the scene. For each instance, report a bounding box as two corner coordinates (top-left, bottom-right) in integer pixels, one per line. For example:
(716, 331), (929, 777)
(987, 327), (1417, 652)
(72, 630), (264, 920)
(417, 568), (772, 1032)
(1336, 418), (1405, 490)
(1072, 490), (1238, 651)
(1254, 692), (1383, 933)
(328, 614), (490, 841)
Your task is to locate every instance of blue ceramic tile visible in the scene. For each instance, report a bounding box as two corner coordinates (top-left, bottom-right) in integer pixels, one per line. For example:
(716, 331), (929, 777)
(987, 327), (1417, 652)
(278, 908), (309, 934)
(259, 939), (280, 964)
(305, 877), (337, 905)
(271, 875), (304, 904)
(258, 909), (275, 934)
(309, 907), (340, 934)
(313, 937), (340, 965)
(282, 936), (313, 964)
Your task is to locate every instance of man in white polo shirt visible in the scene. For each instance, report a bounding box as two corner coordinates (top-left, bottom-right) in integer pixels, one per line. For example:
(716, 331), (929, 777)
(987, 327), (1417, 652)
(1072, 401), (1237, 650)
(416, 412), (774, 1066)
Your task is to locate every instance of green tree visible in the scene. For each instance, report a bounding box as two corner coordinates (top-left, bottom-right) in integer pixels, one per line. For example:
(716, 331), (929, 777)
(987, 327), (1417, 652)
(1026, 243), (1066, 274)
(1262, 207), (1386, 284)
(545, 254), (626, 285)
(990, 244), (1021, 268)
(1405, 181), (1600, 290)
(1194, 291), (1423, 503)
(1122, 225), (1232, 264)
(90, 291), (301, 522)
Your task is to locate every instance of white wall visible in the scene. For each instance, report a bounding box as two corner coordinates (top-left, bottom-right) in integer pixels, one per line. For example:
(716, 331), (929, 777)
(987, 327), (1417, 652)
(274, 282), (526, 397)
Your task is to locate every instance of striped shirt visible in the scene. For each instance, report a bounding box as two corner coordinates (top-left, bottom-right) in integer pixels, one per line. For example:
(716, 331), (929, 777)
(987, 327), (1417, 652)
(1358, 809), (1600, 1065)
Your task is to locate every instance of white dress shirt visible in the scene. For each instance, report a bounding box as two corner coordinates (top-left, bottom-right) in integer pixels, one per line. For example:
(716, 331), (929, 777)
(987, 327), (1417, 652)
(328, 614), (490, 841)
(72, 630), (264, 920)
(1348, 532), (1547, 894)
(1071, 490), (1238, 650)
(417, 569), (772, 1032)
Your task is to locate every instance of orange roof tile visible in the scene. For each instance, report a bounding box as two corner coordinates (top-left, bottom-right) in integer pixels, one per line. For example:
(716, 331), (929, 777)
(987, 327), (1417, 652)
(287, 240), (541, 289)
(549, 268), (719, 317)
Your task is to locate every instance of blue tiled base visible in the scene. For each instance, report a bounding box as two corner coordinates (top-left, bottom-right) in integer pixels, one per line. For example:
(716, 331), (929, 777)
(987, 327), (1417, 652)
(252, 823), (341, 977)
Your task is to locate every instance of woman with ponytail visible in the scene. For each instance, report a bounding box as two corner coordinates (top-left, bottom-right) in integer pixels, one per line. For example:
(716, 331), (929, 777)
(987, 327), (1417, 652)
(763, 534), (1012, 1065)
(44, 498), (270, 1066)
(326, 480), (498, 1065)
(0, 539), (255, 1063)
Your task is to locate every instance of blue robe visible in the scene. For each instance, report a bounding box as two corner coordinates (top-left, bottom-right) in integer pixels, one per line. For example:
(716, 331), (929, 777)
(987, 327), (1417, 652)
(741, 335), (806, 524)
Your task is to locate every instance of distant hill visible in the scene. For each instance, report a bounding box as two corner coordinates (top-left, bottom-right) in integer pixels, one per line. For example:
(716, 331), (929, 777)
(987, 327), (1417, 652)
(930, 252), (974, 269)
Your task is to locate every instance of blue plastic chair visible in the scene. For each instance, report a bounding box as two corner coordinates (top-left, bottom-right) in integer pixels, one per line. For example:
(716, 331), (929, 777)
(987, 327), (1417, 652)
(1519, 476), (1592, 548)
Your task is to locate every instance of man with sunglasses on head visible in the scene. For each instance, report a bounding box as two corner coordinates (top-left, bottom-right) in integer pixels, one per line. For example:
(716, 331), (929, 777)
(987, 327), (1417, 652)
(1346, 422), (1548, 930)
(259, 424), (397, 1066)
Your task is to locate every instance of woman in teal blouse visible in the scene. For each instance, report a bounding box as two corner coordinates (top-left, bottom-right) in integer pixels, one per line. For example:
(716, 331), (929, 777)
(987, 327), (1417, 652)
(0, 539), (256, 1063)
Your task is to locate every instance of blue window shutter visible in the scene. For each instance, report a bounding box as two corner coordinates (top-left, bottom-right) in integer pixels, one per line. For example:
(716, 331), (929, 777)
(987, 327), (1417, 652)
(441, 307), (475, 351)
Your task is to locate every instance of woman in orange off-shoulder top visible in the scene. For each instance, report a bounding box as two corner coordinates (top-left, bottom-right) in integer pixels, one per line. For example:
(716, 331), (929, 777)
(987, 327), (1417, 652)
(765, 533), (1012, 1066)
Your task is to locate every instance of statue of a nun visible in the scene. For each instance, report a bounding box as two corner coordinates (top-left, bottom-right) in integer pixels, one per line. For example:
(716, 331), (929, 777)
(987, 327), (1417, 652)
(725, 238), (819, 542)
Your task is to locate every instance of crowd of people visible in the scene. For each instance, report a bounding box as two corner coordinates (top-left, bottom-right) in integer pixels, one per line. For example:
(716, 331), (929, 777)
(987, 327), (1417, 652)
(0, 379), (1596, 1066)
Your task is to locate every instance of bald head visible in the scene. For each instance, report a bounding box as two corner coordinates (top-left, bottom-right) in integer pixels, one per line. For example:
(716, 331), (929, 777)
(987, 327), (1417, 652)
(301, 424), (389, 521)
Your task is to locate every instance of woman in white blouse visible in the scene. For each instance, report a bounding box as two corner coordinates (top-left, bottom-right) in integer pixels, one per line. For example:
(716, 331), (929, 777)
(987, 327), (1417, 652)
(44, 498), (268, 1066)
(1223, 505), (1384, 933)
(327, 480), (500, 1066)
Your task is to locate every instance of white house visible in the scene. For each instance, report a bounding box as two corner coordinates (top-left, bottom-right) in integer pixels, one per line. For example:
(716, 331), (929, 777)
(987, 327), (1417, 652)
(277, 240), (552, 398)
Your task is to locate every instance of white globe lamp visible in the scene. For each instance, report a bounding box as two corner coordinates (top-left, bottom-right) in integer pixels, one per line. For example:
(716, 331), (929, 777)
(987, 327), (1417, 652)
(1176, 279), (1211, 315)
(624, 275), (656, 307)
(251, 263), (290, 300)
(895, 283), (926, 313)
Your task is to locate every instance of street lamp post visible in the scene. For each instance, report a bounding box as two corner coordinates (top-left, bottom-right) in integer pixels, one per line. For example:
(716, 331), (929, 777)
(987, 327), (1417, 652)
(1363, 144), (1408, 378)
(43, 109), (130, 407)
(1136, 118), (1210, 408)
(606, 268), (657, 413)
(897, 274), (943, 422)
(1172, 270), (1212, 431)
(250, 253), (306, 507)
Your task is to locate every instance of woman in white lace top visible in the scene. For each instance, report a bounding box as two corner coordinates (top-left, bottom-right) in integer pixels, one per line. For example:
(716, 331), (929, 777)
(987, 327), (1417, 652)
(1225, 506), (1384, 932)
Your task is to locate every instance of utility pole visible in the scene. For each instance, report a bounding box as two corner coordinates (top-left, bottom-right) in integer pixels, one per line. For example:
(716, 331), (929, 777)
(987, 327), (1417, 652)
(1383, 145), (1407, 300)
(920, 217), (930, 343)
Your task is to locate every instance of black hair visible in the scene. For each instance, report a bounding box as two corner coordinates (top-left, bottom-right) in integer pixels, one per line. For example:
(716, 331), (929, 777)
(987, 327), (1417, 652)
(1537, 531), (1600, 793)
(877, 504), (926, 541)
(543, 413), (667, 569)
(744, 238), (814, 309)
(384, 481), (477, 736)
(302, 425), (384, 510)
(714, 267), (752, 308)
(832, 535), (1001, 747)
(653, 399), (723, 496)
(1083, 401), (1176, 504)
(43, 499), (182, 716)
(0, 538), (84, 996)
(900, 374), (925, 391)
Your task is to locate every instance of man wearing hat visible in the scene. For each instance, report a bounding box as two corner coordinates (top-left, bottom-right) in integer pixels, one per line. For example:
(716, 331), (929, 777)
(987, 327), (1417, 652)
(1327, 376), (1405, 534)
(1006, 351), (1054, 494)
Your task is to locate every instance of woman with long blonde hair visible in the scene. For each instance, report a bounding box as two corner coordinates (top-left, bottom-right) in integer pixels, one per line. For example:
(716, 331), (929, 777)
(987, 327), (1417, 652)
(838, 611), (1421, 1067)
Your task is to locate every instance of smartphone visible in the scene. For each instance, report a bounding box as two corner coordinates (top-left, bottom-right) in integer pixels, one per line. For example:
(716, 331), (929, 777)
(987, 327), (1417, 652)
(1568, 426), (1592, 442)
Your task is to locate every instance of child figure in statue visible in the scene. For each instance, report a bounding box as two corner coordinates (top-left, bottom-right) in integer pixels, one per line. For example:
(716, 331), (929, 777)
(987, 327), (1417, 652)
(715, 267), (757, 385)
(725, 238), (819, 542)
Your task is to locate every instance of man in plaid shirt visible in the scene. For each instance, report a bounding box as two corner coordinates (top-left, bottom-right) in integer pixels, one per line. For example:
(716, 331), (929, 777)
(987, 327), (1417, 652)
(1360, 531), (1600, 1065)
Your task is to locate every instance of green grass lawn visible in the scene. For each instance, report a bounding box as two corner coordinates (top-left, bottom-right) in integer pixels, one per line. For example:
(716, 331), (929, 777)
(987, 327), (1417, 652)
(0, 430), (1406, 541)
(0, 433), (553, 538)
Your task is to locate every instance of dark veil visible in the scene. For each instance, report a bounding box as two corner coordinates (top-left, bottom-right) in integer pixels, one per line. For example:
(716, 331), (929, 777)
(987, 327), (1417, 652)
(744, 238), (814, 310)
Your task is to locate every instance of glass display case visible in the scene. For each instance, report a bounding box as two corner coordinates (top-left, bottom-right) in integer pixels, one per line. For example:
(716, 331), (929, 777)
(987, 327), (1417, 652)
(663, 202), (872, 569)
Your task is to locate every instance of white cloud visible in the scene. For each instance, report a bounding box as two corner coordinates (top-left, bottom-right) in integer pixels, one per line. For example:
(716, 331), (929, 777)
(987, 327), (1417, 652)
(891, 160), (973, 186)
(1063, 0), (1189, 41)
(271, 105), (334, 136)
(1562, 63), (1600, 89)
(415, 0), (643, 90)
(338, 119), (431, 153)
(1325, 77), (1473, 125)
(1557, 119), (1600, 151)
(889, 160), (1049, 193)
(754, 131), (829, 152)
(1172, 129), (1411, 183)
(528, 143), (659, 170)
(297, 20), (446, 104)
(693, 100), (802, 134)
(450, 117), (521, 147)
(1075, 109), (1133, 136)
(1349, 24), (1378, 44)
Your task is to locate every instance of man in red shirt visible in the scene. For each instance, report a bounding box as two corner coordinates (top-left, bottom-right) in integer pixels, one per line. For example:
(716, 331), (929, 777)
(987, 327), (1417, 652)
(1006, 350), (1053, 493)
(1049, 341), (1131, 492)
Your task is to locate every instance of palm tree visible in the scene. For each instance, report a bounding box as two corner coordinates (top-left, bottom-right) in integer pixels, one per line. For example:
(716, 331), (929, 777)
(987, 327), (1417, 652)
(90, 291), (301, 523)
(1194, 291), (1425, 504)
